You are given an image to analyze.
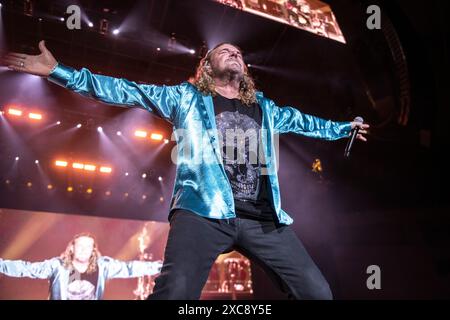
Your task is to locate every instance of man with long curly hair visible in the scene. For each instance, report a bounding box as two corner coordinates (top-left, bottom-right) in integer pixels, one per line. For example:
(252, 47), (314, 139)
(3, 41), (369, 299)
(0, 233), (162, 299)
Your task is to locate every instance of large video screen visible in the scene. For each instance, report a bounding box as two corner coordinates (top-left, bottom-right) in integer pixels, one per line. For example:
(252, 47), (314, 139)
(0, 208), (252, 299)
(213, 0), (346, 43)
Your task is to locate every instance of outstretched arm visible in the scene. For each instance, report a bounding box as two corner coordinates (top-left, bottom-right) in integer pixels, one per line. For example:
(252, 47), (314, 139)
(2, 40), (182, 123)
(271, 100), (369, 141)
(102, 257), (163, 279)
(0, 258), (57, 279)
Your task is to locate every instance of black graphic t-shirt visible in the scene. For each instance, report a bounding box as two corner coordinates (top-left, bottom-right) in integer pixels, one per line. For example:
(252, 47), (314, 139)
(67, 268), (98, 300)
(213, 94), (274, 221)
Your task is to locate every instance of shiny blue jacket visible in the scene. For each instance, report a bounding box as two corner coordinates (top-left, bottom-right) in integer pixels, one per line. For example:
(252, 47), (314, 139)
(0, 257), (162, 300)
(49, 64), (352, 225)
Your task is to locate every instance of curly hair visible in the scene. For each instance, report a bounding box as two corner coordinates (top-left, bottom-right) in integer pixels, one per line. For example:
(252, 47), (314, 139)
(189, 43), (257, 105)
(60, 233), (101, 274)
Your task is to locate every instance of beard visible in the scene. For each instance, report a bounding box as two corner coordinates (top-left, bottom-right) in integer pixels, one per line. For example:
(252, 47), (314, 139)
(212, 61), (243, 81)
(74, 254), (91, 263)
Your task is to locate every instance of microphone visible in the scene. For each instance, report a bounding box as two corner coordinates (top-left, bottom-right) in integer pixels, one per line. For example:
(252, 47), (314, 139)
(344, 116), (364, 158)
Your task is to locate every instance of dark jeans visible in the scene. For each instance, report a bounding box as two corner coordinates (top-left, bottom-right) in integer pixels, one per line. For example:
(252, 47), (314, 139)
(148, 209), (332, 300)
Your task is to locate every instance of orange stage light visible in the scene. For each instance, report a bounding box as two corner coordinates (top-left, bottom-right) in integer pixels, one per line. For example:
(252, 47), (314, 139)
(100, 166), (112, 173)
(8, 108), (23, 116)
(72, 163), (84, 169)
(150, 133), (163, 141)
(55, 160), (68, 167)
(84, 164), (96, 171)
(135, 130), (148, 138)
(28, 113), (43, 120)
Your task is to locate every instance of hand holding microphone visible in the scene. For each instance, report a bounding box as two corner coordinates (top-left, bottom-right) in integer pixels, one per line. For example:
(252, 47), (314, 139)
(344, 116), (370, 158)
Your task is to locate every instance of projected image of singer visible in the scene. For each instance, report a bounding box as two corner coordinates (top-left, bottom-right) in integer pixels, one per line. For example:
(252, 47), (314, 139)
(0, 233), (162, 300)
(3, 41), (369, 300)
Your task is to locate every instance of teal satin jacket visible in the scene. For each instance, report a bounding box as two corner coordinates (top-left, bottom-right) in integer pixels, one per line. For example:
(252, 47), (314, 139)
(0, 257), (162, 300)
(48, 64), (352, 225)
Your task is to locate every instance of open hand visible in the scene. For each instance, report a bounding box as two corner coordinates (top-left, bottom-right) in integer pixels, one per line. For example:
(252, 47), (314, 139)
(2, 40), (57, 77)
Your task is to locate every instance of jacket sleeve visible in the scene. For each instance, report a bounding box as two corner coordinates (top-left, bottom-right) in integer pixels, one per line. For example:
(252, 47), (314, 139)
(0, 257), (58, 279)
(270, 99), (352, 140)
(101, 257), (163, 279)
(48, 63), (183, 123)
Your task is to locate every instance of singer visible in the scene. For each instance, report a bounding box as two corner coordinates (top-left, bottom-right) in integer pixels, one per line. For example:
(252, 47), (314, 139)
(3, 42), (369, 299)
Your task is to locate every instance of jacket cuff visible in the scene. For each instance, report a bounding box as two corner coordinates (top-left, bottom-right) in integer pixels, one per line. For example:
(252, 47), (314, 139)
(47, 63), (75, 87)
(339, 122), (353, 138)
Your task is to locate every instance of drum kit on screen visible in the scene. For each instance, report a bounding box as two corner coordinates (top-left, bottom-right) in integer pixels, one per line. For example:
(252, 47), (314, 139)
(205, 257), (253, 298)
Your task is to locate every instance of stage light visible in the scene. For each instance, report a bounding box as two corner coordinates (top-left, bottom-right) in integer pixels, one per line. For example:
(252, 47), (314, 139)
(189, 49), (196, 55)
(100, 19), (109, 35)
(5, 180), (10, 185)
(312, 159), (323, 173)
(125, 172), (129, 176)
(38, 18), (42, 22)
(124, 192), (129, 197)
(112, 29), (120, 35)
(35, 160), (39, 164)
(8, 108), (22, 116)
(67, 186), (73, 192)
(156, 47), (161, 51)
(88, 22), (94, 27)
(116, 131), (122, 136)
(97, 126), (103, 132)
(47, 184), (53, 190)
(27, 182), (32, 188)
(164, 139), (170, 144)
(135, 130), (147, 138)
(84, 164), (96, 171)
(142, 195), (147, 200)
(100, 166), (112, 173)
(247, 64), (252, 68)
(56, 121), (61, 125)
(150, 133), (163, 141)
(73, 163), (84, 169)
(86, 188), (93, 194)
(142, 173), (147, 179)
(0, 3), (2, 9)
(15, 156), (19, 161)
(159, 197), (164, 202)
(29, 112), (42, 120)
(76, 124), (82, 128)
(60, 17), (65, 22)
(105, 191), (111, 196)
(55, 160), (68, 167)
(158, 176), (163, 182)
